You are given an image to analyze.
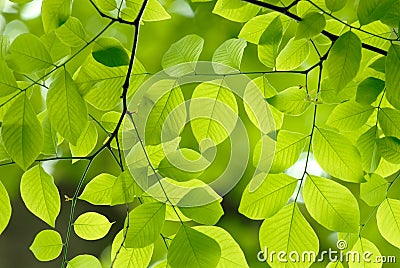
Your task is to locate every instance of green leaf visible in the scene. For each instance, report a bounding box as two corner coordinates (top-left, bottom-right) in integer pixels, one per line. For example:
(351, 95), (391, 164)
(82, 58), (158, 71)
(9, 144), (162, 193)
(92, 37), (129, 67)
(386, 44), (400, 109)
(348, 238), (382, 268)
(326, 31), (362, 91)
(325, 0), (347, 12)
(377, 136), (400, 164)
(66, 255), (102, 268)
(0, 60), (18, 97)
(357, 0), (392, 25)
(303, 175), (360, 232)
(356, 77), (385, 105)
(42, 0), (71, 33)
(259, 203), (319, 268)
(239, 173), (297, 219)
(142, 0), (171, 22)
(376, 198), (400, 248)
(161, 35), (204, 76)
(178, 188), (223, 225)
(79, 173), (117, 205)
(144, 81), (186, 145)
(369, 56), (385, 73)
(55, 16), (87, 47)
(270, 130), (308, 173)
(73, 212), (112, 240)
(357, 126), (381, 173)
(378, 108), (400, 139)
(41, 115), (58, 155)
(257, 16), (283, 68)
(267, 86), (311, 115)
(327, 261), (344, 268)
(312, 128), (364, 183)
(252, 135), (276, 173)
(29, 230), (63, 261)
(6, 33), (53, 74)
(47, 70), (88, 145)
(295, 12), (326, 39)
(212, 38), (247, 74)
(168, 225), (221, 268)
(20, 165), (60, 227)
(0, 181), (11, 235)
(92, 0), (117, 11)
(194, 226), (249, 268)
(326, 101), (374, 130)
(125, 202), (166, 248)
(70, 120), (97, 161)
(360, 174), (388, 206)
(279, 39), (311, 71)
(41, 31), (71, 62)
(238, 13), (281, 44)
(111, 171), (138, 205)
(111, 230), (154, 268)
(212, 0), (260, 22)
(2, 94), (43, 170)
(190, 80), (238, 146)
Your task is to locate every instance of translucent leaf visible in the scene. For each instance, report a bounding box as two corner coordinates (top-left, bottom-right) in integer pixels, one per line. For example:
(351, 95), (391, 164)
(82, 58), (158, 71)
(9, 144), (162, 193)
(212, 0), (260, 22)
(194, 226), (249, 268)
(92, 37), (129, 67)
(93, 0), (117, 11)
(79, 173), (117, 205)
(41, 31), (71, 62)
(6, 33), (53, 74)
(2, 94), (43, 170)
(0, 181), (11, 235)
(144, 81), (186, 145)
(73, 212), (112, 240)
(257, 16), (282, 68)
(125, 202), (166, 248)
(378, 108), (400, 140)
(295, 12), (326, 39)
(190, 80), (238, 146)
(355, 77), (385, 105)
(238, 13), (281, 44)
(111, 171), (138, 205)
(375, 158), (400, 178)
(29, 230), (63, 261)
(276, 38), (310, 70)
(42, 0), (71, 33)
(326, 101), (374, 130)
(327, 261), (344, 268)
(303, 174), (360, 233)
(377, 137), (400, 163)
(66, 255), (102, 268)
(386, 44), (400, 109)
(41, 115), (58, 155)
(325, 0), (347, 12)
(0, 60), (19, 97)
(55, 16), (87, 47)
(312, 128), (364, 183)
(161, 35), (204, 76)
(348, 238), (382, 268)
(168, 225), (221, 268)
(360, 174), (388, 207)
(239, 173), (297, 219)
(142, 0), (171, 22)
(259, 203), (319, 267)
(376, 198), (400, 248)
(20, 165), (60, 227)
(70, 120), (97, 161)
(47, 70), (88, 145)
(357, 0), (393, 25)
(369, 56), (385, 73)
(356, 126), (381, 173)
(111, 230), (154, 268)
(252, 135), (275, 173)
(267, 86), (311, 115)
(212, 38), (247, 74)
(326, 31), (362, 92)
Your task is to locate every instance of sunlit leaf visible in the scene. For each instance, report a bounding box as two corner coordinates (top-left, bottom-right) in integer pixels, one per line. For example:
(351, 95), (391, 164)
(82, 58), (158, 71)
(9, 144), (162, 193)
(326, 101), (374, 130)
(66, 255), (102, 268)
(357, 0), (392, 25)
(42, 0), (71, 33)
(0, 60), (18, 97)
(276, 38), (310, 70)
(295, 12), (326, 39)
(360, 174), (388, 207)
(0, 181), (11, 235)
(267, 86), (311, 115)
(386, 44), (400, 109)
(377, 136), (400, 164)
(213, 0), (260, 22)
(355, 77), (385, 105)
(357, 126), (381, 173)
(92, 37), (129, 67)
(73, 212), (113, 240)
(212, 38), (247, 74)
(29, 230), (63, 261)
(378, 108), (400, 140)
(55, 16), (87, 47)
(79, 173), (117, 205)
(348, 238), (382, 268)
(257, 16), (282, 68)
(376, 198), (400, 249)
(325, 0), (347, 12)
